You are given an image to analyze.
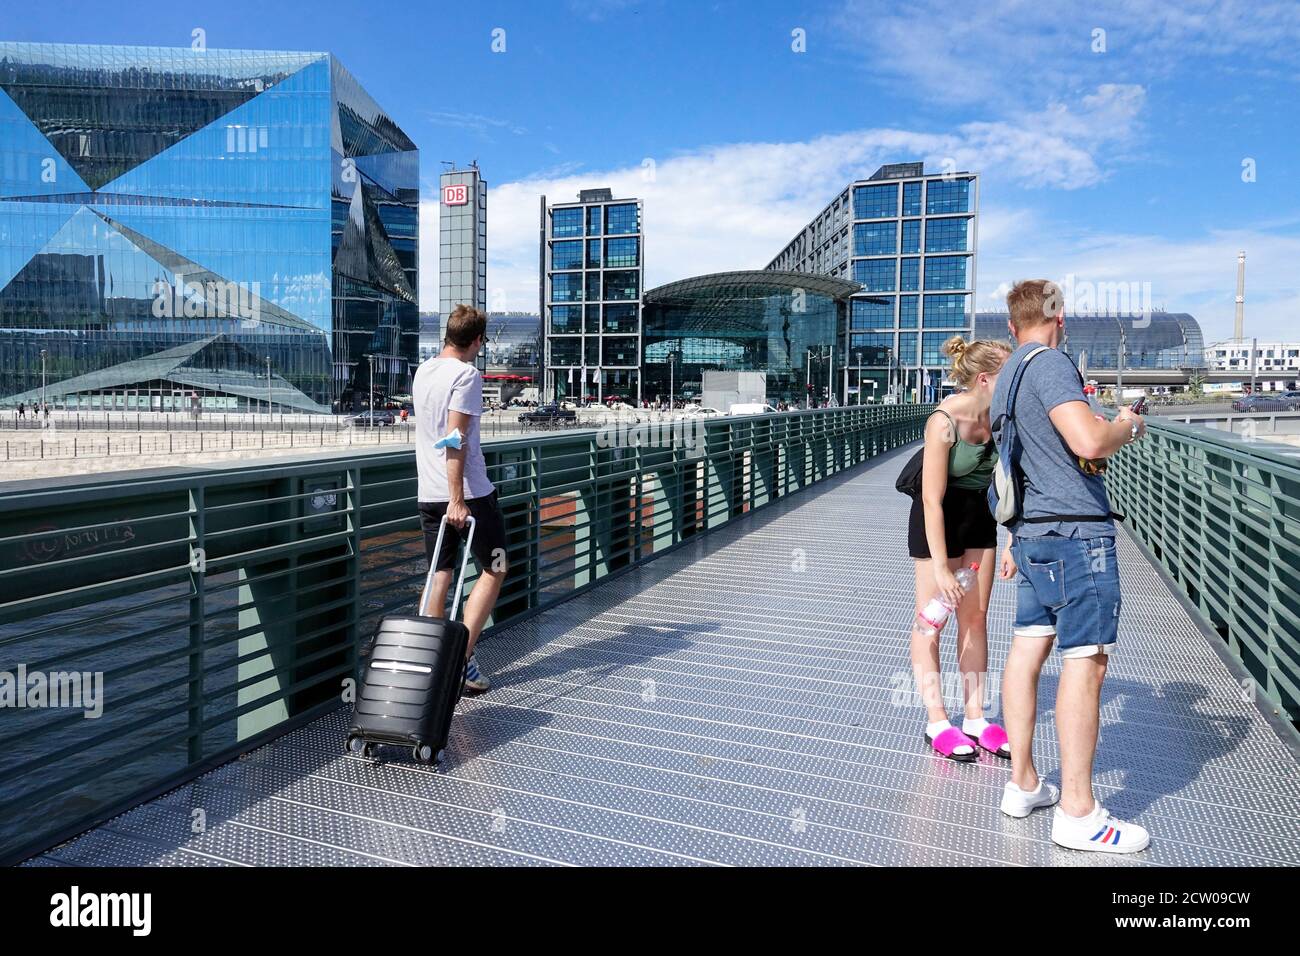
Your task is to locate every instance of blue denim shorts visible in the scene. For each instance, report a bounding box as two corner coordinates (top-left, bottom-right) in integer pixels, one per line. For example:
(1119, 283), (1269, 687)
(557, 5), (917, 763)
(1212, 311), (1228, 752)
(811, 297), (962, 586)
(1011, 534), (1121, 658)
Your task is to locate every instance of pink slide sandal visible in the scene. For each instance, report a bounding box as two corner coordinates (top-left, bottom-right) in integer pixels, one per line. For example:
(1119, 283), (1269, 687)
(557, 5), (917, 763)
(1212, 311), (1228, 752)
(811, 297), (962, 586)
(969, 723), (1011, 759)
(924, 726), (977, 762)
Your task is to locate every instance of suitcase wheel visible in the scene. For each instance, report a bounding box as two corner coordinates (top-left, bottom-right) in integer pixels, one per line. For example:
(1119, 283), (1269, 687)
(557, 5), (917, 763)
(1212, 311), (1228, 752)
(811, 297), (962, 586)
(412, 744), (439, 765)
(346, 734), (372, 759)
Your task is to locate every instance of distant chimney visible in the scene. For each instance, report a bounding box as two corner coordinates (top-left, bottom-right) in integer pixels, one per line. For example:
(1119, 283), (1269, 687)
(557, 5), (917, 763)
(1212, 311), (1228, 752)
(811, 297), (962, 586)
(1235, 251), (1246, 341)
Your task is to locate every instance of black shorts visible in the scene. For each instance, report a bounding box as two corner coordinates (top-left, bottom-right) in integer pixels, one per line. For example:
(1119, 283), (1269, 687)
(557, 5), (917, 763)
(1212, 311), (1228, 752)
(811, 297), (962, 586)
(907, 485), (998, 560)
(419, 491), (508, 573)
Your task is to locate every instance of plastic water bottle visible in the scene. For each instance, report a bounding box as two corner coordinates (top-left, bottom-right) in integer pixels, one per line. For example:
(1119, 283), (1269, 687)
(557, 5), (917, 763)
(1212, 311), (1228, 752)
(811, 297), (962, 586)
(915, 563), (980, 636)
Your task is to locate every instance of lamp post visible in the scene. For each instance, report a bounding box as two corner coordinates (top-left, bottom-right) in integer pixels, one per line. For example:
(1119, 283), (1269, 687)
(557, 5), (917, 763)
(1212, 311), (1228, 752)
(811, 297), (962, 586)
(366, 353), (375, 419)
(668, 350), (677, 412)
(39, 348), (47, 413)
(265, 355), (272, 418)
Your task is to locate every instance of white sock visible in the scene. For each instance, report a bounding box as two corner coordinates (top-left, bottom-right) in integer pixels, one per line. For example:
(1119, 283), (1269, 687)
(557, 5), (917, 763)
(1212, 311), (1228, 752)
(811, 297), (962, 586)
(926, 719), (972, 754)
(962, 717), (989, 738)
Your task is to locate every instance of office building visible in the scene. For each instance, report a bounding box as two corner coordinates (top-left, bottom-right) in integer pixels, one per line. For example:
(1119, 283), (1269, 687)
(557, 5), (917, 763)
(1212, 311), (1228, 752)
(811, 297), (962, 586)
(767, 163), (978, 403)
(540, 187), (643, 404)
(1205, 340), (1300, 379)
(438, 163), (487, 371)
(0, 42), (418, 412)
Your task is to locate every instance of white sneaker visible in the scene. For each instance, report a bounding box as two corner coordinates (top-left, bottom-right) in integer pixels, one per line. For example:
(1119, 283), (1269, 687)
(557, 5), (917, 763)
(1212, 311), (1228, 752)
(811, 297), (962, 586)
(1000, 780), (1060, 818)
(1051, 802), (1150, 853)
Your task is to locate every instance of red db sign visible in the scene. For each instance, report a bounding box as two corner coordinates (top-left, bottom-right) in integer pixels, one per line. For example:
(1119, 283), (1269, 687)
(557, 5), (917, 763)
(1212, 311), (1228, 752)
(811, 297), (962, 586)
(442, 184), (469, 205)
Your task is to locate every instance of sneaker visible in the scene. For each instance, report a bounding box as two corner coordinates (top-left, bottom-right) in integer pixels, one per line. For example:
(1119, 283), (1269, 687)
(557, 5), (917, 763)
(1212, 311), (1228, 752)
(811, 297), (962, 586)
(1051, 802), (1150, 853)
(463, 654), (490, 693)
(1000, 780), (1060, 818)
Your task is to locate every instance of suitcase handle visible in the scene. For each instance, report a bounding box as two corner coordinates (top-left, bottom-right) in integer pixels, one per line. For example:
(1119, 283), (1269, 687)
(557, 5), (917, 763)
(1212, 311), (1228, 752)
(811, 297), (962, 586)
(420, 514), (477, 622)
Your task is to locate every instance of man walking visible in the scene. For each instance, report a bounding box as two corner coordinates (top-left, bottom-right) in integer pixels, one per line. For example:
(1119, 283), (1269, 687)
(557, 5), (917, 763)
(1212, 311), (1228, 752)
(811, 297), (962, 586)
(992, 279), (1150, 853)
(412, 304), (509, 693)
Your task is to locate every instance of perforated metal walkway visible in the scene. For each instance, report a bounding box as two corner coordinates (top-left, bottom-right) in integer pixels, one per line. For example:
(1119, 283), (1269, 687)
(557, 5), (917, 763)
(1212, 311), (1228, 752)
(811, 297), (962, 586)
(31, 449), (1300, 866)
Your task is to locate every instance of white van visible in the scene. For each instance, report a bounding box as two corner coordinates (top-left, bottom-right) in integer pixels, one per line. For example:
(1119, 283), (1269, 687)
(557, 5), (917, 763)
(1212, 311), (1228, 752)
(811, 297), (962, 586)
(728, 403), (778, 416)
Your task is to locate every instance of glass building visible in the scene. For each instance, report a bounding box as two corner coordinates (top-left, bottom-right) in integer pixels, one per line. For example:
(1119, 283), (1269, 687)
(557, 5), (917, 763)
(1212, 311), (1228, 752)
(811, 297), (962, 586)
(974, 312), (1207, 376)
(767, 163), (978, 403)
(642, 271), (860, 405)
(0, 42), (418, 413)
(541, 187), (643, 404)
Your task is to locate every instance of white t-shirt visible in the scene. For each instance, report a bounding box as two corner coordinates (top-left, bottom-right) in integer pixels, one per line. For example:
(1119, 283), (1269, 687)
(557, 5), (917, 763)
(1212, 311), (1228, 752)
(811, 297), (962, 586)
(412, 356), (495, 503)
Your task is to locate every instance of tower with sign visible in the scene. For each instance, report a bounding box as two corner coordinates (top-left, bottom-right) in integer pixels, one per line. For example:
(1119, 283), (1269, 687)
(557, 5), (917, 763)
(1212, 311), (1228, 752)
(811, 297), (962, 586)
(439, 164), (489, 370)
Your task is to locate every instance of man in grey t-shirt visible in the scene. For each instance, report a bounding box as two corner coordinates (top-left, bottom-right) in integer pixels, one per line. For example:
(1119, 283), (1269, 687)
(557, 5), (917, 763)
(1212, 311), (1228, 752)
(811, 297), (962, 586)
(412, 304), (508, 693)
(991, 280), (1151, 854)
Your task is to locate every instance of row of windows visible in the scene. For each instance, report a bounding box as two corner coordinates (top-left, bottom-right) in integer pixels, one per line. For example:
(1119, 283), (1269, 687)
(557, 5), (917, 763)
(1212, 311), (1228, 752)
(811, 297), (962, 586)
(550, 202), (640, 239)
(845, 331), (968, 367)
(850, 294), (971, 331)
(850, 255), (969, 292)
(549, 237), (640, 270)
(852, 178), (974, 219)
(548, 335), (640, 367)
(549, 270), (640, 303)
(548, 303), (639, 334)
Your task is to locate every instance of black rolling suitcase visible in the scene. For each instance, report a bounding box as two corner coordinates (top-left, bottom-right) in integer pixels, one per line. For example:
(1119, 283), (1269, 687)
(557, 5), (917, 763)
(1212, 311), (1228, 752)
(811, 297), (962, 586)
(346, 515), (476, 765)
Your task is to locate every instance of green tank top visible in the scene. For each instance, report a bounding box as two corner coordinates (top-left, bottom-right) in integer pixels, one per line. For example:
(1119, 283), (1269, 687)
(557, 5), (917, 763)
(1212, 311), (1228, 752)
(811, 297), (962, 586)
(935, 409), (998, 490)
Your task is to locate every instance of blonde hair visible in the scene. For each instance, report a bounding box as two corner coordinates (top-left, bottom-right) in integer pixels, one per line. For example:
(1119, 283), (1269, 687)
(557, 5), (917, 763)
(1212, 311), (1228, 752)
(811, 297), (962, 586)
(1006, 278), (1063, 332)
(942, 336), (1013, 388)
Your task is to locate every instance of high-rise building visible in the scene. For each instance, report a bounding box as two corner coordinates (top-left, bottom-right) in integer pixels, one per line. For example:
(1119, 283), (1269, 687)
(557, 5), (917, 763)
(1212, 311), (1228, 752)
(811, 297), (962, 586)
(767, 163), (978, 403)
(438, 163), (487, 370)
(540, 188), (643, 404)
(0, 42), (418, 412)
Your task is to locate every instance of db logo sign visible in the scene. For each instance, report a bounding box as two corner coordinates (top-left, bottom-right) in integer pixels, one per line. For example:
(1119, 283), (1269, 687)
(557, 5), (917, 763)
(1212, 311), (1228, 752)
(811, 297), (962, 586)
(442, 184), (469, 206)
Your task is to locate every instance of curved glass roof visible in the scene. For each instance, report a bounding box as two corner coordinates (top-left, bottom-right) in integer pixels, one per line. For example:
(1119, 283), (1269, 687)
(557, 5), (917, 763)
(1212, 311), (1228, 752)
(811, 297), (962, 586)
(645, 270), (861, 306)
(974, 312), (1206, 370)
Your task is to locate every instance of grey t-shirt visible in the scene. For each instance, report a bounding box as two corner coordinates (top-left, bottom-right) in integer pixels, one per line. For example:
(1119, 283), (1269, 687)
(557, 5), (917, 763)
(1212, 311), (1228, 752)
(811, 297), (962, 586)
(412, 356), (495, 503)
(990, 343), (1115, 539)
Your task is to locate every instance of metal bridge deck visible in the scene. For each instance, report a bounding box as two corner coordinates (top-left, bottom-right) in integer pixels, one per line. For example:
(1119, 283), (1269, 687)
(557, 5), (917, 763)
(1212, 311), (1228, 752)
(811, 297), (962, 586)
(31, 449), (1300, 867)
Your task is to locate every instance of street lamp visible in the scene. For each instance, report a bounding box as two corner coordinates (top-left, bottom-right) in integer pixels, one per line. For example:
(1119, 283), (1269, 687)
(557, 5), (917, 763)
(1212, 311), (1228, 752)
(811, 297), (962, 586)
(39, 348), (47, 412)
(366, 353), (376, 418)
(265, 355), (273, 417)
(668, 350), (677, 412)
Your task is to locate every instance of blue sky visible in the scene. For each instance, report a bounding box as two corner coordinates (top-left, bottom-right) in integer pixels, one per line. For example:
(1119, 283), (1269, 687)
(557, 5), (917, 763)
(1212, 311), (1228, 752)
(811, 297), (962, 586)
(4, 0), (1299, 340)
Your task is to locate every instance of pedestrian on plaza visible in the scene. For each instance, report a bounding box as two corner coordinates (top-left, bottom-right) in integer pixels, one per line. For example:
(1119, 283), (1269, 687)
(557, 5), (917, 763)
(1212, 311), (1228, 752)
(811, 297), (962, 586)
(991, 279), (1150, 853)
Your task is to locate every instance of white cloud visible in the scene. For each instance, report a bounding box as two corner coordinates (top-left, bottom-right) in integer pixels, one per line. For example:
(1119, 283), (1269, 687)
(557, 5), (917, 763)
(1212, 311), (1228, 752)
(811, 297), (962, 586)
(421, 85), (1148, 312)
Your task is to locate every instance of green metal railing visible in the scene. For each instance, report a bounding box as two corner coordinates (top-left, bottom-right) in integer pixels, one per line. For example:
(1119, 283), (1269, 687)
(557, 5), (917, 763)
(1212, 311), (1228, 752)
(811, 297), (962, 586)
(0, 404), (930, 864)
(1105, 419), (1300, 721)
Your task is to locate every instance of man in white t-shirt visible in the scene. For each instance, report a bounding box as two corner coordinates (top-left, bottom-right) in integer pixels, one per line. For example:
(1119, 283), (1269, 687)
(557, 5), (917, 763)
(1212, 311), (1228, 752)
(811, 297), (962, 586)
(412, 304), (508, 693)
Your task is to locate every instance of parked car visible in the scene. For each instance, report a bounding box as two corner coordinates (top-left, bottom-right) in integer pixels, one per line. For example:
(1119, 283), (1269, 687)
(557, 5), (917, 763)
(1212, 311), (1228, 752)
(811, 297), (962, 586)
(728, 403), (778, 416)
(350, 410), (395, 427)
(684, 405), (723, 416)
(519, 403), (577, 425)
(1232, 394), (1297, 412)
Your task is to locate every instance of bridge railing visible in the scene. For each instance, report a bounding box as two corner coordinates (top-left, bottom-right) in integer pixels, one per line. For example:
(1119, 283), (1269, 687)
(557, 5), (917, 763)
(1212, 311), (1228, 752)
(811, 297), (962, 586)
(0, 403), (931, 864)
(1105, 419), (1300, 721)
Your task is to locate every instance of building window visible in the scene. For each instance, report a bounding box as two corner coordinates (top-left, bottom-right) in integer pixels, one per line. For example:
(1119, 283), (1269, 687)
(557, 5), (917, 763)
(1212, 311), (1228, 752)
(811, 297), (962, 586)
(898, 333), (919, 366)
(922, 331), (961, 365)
(901, 219), (920, 253)
(605, 203), (638, 235)
(551, 338), (582, 365)
(550, 305), (582, 333)
(903, 182), (922, 217)
(603, 303), (638, 333)
(551, 273), (583, 302)
(923, 294), (970, 328)
(853, 222), (897, 256)
(849, 331), (893, 362)
(926, 178), (972, 214)
(604, 236), (640, 267)
(603, 270), (640, 300)
(924, 256), (967, 290)
(853, 183), (898, 219)
(900, 257), (920, 292)
(586, 206), (602, 236)
(899, 295), (919, 329)
(851, 296), (894, 329)
(586, 239), (601, 268)
(924, 217), (968, 253)
(551, 240), (583, 271)
(603, 337), (638, 366)
(585, 272), (602, 303)
(853, 258), (896, 292)
(552, 207), (583, 238)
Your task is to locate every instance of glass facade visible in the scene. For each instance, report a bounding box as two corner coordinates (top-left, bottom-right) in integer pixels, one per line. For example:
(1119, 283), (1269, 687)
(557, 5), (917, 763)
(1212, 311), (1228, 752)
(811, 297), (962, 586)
(766, 165), (978, 402)
(642, 272), (857, 405)
(542, 190), (643, 402)
(0, 42), (417, 411)
(974, 312), (1208, 371)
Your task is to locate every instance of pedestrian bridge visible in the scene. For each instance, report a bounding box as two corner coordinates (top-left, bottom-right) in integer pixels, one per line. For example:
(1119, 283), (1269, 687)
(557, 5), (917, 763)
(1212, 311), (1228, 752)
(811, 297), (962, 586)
(2, 407), (1297, 866)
